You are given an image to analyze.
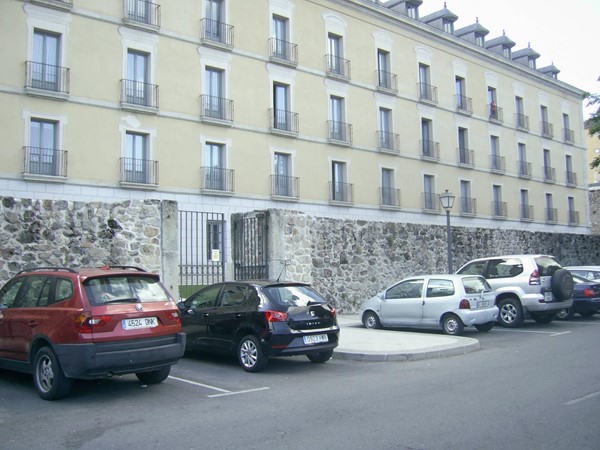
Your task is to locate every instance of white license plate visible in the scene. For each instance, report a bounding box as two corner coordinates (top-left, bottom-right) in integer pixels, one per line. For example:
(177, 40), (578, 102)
(544, 292), (553, 303)
(303, 334), (328, 345)
(477, 301), (489, 309)
(122, 317), (158, 330)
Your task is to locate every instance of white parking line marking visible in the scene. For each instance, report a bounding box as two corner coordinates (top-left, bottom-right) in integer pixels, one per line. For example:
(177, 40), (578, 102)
(550, 331), (572, 337)
(566, 390), (600, 406)
(168, 375), (231, 393)
(493, 329), (557, 335)
(208, 387), (270, 398)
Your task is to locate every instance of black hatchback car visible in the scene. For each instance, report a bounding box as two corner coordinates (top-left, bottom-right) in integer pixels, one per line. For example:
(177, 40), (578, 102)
(178, 281), (339, 372)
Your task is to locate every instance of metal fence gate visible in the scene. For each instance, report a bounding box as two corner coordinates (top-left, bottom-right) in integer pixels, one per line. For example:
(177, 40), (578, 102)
(179, 210), (225, 297)
(232, 212), (268, 280)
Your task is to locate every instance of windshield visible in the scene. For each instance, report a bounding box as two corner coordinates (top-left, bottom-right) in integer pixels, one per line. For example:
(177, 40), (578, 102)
(462, 276), (492, 294)
(84, 276), (170, 305)
(262, 284), (326, 307)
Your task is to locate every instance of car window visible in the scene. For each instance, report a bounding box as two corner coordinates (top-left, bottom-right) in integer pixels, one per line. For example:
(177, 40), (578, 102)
(17, 276), (51, 308)
(219, 285), (247, 307)
(535, 256), (562, 276)
(55, 278), (74, 303)
(457, 261), (486, 276)
(0, 278), (26, 308)
(426, 279), (455, 297)
(387, 279), (424, 299)
(186, 284), (221, 309)
(84, 276), (170, 305)
(488, 259), (523, 278)
(462, 276), (492, 293)
(262, 285), (326, 307)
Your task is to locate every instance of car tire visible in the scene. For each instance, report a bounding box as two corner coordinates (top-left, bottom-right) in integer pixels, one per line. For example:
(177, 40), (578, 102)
(238, 334), (268, 373)
(363, 311), (381, 329)
(474, 322), (494, 332)
(533, 314), (555, 324)
(307, 349), (334, 364)
(551, 269), (574, 301)
(556, 308), (575, 320)
(497, 297), (523, 328)
(441, 314), (464, 336)
(135, 366), (171, 384)
(33, 347), (73, 401)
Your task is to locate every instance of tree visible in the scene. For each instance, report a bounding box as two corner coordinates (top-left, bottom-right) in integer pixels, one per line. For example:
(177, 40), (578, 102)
(587, 77), (600, 171)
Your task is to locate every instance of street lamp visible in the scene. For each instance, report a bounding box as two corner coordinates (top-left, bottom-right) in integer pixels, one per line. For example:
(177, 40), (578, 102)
(439, 189), (456, 273)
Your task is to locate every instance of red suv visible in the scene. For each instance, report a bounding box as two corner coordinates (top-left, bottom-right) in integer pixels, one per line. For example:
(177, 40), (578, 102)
(0, 266), (186, 400)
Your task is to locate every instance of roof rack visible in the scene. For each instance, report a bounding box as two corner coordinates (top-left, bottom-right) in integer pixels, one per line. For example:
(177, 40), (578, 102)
(16, 267), (78, 275)
(99, 265), (147, 272)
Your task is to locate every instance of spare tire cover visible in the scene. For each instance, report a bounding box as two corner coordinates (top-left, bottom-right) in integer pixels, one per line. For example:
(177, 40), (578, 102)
(551, 269), (574, 301)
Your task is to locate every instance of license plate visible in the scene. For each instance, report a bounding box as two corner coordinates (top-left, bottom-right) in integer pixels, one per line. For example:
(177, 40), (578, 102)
(477, 301), (489, 309)
(544, 292), (553, 303)
(303, 334), (328, 345)
(122, 317), (158, 330)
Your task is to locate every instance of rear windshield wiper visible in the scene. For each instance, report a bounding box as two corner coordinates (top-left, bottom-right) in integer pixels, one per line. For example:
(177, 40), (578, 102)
(103, 297), (141, 304)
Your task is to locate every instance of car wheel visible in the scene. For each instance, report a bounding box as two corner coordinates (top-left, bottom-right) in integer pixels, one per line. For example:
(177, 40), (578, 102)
(363, 311), (381, 329)
(474, 322), (494, 332)
(33, 347), (73, 401)
(556, 308), (575, 320)
(441, 314), (464, 336)
(497, 298), (523, 328)
(307, 349), (334, 364)
(533, 314), (555, 324)
(551, 269), (574, 301)
(238, 335), (268, 373)
(136, 366), (171, 384)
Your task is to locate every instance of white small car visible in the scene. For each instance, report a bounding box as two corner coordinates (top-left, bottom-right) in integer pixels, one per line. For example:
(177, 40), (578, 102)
(359, 274), (498, 335)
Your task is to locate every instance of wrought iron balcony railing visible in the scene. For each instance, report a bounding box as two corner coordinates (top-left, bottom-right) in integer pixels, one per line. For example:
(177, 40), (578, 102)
(417, 82), (438, 103)
(377, 131), (400, 154)
(420, 140), (440, 160)
(515, 113), (530, 131)
(491, 201), (507, 219)
(540, 121), (554, 139)
(376, 70), (398, 93)
(421, 192), (440, 212)
(325, 54), (351, 80)
(490, 155), (506, 173)
(120, 157), (158, 185)
(546, 208), (558, 224)
(269, 109), (299, 135)
(543, 166), (556, 183)
(329, 181), (353, 203)
(569, 210), (580, 225)
(200, 18), (234, 50)
(25, 61), (70, 95)
(460, 197), (477, 216)
(488, 103), (503, 123)
(457, 147), (474, 167)
(566, 170), (577, 186)
(271, 174), (299, 199)
(200, 95), (234, 124)
(200, 166), (234, 193)
(328, 121), (353, 145)
(520, 204), (534, 221)
(380, 187), (401, 208)
(455, 94), (473, 115)
(269, 38), (298, 66)
(517, 160), (532, 178)
(563, 128), (575, 144)
(23, 147), (67, 178)
(123, 0), (161, 28)
(121, 79), (159, 110)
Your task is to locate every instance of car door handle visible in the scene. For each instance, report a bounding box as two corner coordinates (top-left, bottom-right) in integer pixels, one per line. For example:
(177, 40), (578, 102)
(28, 320), (38, 328)
(234, 313), (243, 318)
(203, 313), (210, 318)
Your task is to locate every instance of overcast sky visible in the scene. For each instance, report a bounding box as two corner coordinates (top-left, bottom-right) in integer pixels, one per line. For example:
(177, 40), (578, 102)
(416, 0), (599, 117)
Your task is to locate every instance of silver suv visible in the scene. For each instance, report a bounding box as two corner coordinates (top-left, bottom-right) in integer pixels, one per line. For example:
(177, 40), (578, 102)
(456, 255), (573, 327)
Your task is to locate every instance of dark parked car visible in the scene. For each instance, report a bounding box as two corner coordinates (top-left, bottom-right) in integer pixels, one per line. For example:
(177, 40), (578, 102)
(178, 281), (339, 372)
(0, 266), (186, 400)
(556, 274), (600, 320)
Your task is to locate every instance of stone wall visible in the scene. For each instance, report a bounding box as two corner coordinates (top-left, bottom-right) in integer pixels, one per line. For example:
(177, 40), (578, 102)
(590, 189), (600, 235)
(0, 197), (179, 295)
(267, 209), (600, 313)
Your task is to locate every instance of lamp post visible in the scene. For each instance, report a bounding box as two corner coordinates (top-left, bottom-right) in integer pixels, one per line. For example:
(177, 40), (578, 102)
(439, 189), (456, 273)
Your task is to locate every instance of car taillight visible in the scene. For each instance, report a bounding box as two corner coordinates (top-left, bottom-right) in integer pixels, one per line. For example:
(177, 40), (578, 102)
(264, 310), (288, 322)
(583, 288), (595, 297)
(459, 299), (471, 309)
(74, 313), (112, 333)
(529, 269), (541, 285)
(330, 307), (337, 317)
(171, 311), (181, 325)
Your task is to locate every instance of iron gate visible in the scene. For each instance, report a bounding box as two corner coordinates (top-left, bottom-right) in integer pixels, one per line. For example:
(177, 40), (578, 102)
(179, 210), (225, 297)
(232, 212), (268, 280)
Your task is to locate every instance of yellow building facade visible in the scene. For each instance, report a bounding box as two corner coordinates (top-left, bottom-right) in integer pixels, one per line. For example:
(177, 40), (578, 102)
(0, 0), (589, 235)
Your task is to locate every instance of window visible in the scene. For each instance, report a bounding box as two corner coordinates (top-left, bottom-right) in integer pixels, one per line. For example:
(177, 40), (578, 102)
(381, 168), (396, 206)
(520, 189), (532, 220)
(543, 149), (554, 181)
(207, 220), (224, 260)
(126, 50), (150, 105)
(418, 63), (433, 100)
(490, 135), (503, 171)
(329, 95), (348, 141)
(387, 279), (424, 299)
(563, 113), (574, 143)
(423, 174), (436, 210)
(475, 33), (485, 47)
(331, 161), (349, 202)
(515, 96), (528, 129)
(273, 152), (291, 196)
(272, 15), (289, 58)
(186, 284), (221, 309)
(205, 142), (225, 190)
(492, 185), (504, 217)
(204, 67), (224, 118)
(29, 119), (59, 176)
(455, 76), (468, 111)
(125, 0), (160, 27)
(518, 143), (530, 177)
(407, 3), (419, 19)
(426, 279), (455, 298)
(443, 19), (454, 34)
(566, 155), (576, 185)
(377, 49), (393, 90)
(273, 83), (290, 131)
(32, 30), (60, 91)
(205, 0), (224, 40)
(540, 106), (552, 137)
(379, 108), (394, 150)
(327, 33), (347, 77)
(487, 87), (500, 121)
(460, 180), (473, 214)
(546, 193), (556, 222)
(125, 132), (149, 183)
(568, 196), (578, 224)
(458, 127), (470, 165)
(503, 45), (511, 58)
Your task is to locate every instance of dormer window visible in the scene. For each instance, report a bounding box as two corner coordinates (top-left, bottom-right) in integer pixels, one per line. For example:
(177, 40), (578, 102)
(475, 33), (485, 47)
(443, 19), (454, 33)
(407, 4), (418, 19)
(503, 46), (511, 58)
(528, 58), (536, 69)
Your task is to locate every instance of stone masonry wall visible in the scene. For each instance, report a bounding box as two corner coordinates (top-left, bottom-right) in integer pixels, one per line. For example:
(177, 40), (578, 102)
(0, 197), (179, 295)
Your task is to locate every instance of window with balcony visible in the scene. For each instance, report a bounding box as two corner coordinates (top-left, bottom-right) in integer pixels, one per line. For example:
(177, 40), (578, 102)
(418, 63), (437, 103)
(455, 77), (472, 114)
(563, 113), (574, 144)
(272, 152), (298, 199)
(568, 196), (579, 225)
(515, 96), (529, 130)
(492, 185), (506, 218)
(328, 96), (352, 145)
(421, 119), (439, 160)
(270, 15), (297, 66)
(201, 67), (232, 124)
(122, 49), (158, 111)
(202, 142), (232, 193)
(376, 49), (396, 92)
(27, 29), (69, 96)
(458, 127), (473, 167)
(490, 135), (505, 173)
(381, 168), (399, 208)
(543, 149), (556, 183)
(545, 193), (557, 223)
(123, 0), (161, 29)
(271, 82), (298, 135)
(25, 119), (67, 178)
(331, 161), (352, 203)
(123, 132), (157, 185)
(326, 33), (350, 80)
(460, 180), (476, 215)
(517, 143), (531, 178)
(487, 87), (502, 122)
(422, 175), (438, 211)
(565, 155), (577, 186)
(540, 105), (553, 138)
(201, 0), (233, 49)
(378, 108), (398, 153)
(520, 189), (533, 221)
